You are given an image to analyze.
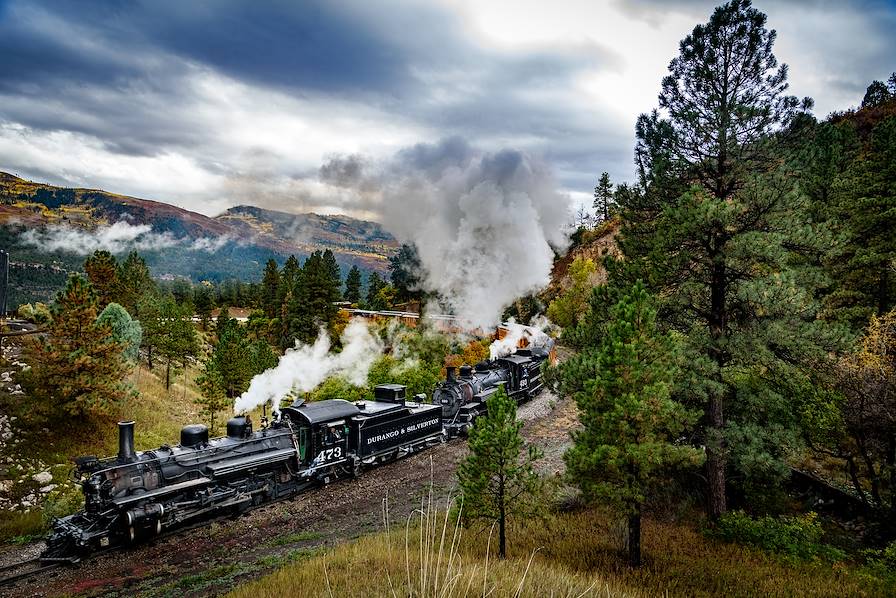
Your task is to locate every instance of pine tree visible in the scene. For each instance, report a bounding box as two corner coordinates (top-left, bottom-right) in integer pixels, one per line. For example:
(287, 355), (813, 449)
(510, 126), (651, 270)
(389, 244), (423, 304)
(365, 271), (385, 308)
(193, 283), (214, 330)
(84, 250), (118, 308)
(196, 361), (231, 435)
(616, 0), (829, 518)
(344, 265), (362, 304)
(142, 296), (199, 389)
(116, 251), (154, 316)
(322, 249), (341, 289)
(457, 385), (541, 559)
(593, 172), (614, 223)
(21, 275), (133, 419)
(558, 282), (702, 566)
(261, 258), (281, 319)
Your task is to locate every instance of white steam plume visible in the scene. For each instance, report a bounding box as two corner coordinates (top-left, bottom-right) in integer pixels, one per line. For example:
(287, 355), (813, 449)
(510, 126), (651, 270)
(234, 318), (383, 414)
(321, 138), (570, 330)
(19, 221), (230, 255)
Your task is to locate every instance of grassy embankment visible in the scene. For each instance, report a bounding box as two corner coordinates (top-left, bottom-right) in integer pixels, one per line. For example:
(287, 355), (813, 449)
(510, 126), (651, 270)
(229, 500), (895, 598)
(0, 358), (211, 543)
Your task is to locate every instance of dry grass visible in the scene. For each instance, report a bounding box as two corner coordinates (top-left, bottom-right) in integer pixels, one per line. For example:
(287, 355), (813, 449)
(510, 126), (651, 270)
(228, 489), (893, 598)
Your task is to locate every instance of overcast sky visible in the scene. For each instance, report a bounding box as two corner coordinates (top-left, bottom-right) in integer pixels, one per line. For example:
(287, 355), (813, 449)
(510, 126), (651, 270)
(1, 0), (894, 219)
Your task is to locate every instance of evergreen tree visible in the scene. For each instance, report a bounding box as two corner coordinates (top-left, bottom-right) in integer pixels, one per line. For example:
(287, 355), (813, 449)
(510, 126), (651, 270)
(389, 244), (423, 304)
(593, 171), (614, 223)
(344, 265), (362, 304)
(323, 249), (341, 289)
(196, 361), (230, 435)
(97, 302), (142, 361)
(558, 283), (703, 566)
(193, 283), (214, 330)
(261, 258), (281, 319)
(248, 339), (278, 376)
(615, 0), (829, 518)
(116, 251), (154, 317)
(862, 79), (893, 108)
(141, 296), (199, 389)
(457, 385), (541, 559)
(21, 275), (133, 419)
(209, 317), (252, 398)
(832, 117), (896, 320)
(83, 250), (118, 308)
(365, 271), (385, 308)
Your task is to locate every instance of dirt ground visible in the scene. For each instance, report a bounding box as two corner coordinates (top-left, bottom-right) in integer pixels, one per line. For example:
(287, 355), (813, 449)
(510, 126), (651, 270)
(0, 388), (578, 598)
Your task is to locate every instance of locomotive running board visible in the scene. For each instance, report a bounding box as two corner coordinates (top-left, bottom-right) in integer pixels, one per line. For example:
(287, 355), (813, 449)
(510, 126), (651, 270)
(112, 476), (212, 507)
(206, 448), (297, 477)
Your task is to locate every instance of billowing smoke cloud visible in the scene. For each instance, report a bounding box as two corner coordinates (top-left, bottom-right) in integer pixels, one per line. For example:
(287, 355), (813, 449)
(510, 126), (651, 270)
(234, 318), (383, 414)
(489, 317), (555, 359)
(320, 137), (570, 329)
(19, 221), (230, 255)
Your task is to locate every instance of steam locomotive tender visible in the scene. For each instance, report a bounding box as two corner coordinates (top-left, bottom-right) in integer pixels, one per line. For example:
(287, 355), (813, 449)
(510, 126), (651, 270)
(42, 347), (551, 563)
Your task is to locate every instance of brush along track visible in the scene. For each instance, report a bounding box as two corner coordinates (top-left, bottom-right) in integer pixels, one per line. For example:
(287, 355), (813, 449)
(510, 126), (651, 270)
(0, 387), (573, 598)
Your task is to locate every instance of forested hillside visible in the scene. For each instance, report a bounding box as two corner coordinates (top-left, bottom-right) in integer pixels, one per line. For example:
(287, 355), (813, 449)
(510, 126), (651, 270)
(0, 172), (397, 307)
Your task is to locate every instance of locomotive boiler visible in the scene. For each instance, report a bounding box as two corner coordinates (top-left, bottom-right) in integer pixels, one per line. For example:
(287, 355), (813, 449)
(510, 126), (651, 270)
(434, 346), (551, 437)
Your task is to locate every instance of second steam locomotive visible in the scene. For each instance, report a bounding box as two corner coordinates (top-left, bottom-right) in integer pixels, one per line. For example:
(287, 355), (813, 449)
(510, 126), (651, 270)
(42, 346), (551, 562)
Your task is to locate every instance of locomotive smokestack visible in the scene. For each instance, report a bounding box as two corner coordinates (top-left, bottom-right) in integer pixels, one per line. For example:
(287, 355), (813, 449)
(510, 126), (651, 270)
(446, 366), (456, 382)
(118, 421), (136, 463)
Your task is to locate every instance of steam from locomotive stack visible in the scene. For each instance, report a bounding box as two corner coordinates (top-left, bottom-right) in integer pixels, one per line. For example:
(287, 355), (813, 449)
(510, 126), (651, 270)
(234, 318), (383, 414)
(380, 139), (570, 329)
(320, 137), (570, 330)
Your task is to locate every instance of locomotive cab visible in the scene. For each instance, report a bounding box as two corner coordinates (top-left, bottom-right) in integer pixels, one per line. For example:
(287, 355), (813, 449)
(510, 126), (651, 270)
(280, 399), (360, 468)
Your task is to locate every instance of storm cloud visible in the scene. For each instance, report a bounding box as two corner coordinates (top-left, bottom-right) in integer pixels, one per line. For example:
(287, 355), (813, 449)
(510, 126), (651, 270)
(0, 0), (894, 219)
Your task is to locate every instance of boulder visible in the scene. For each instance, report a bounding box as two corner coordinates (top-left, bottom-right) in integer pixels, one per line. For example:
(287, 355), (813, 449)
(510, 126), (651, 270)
(32, 471), (53, 485)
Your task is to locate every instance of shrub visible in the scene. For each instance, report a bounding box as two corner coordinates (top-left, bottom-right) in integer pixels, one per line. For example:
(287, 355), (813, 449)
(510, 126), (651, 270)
(709, 510), (846, 562)
(864, 540), (896, 576)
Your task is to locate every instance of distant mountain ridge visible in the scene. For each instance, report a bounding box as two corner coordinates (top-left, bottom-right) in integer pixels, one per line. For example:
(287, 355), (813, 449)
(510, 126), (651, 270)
(0, 171), (397, 305)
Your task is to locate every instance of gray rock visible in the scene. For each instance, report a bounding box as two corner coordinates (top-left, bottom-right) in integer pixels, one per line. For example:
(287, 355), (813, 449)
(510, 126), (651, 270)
(32, 471), (52, 485)
(39, 484), (57, 493)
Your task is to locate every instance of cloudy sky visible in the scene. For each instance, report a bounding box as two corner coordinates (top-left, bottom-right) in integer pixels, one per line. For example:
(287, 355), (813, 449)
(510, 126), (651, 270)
(1, 0), (894, 219)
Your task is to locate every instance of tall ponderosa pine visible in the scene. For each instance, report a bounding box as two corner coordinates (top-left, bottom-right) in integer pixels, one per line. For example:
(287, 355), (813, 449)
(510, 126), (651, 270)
(284, 251), (341, 346)
(593, 172), (614, 223)
(83, 250), (118, 308)
(344, 265), (362, 304)
(616, 0), (838, 517)
(457, 385), (541, 559)
(558, 283), (702, 567)
(140, 296), (199, 389)
(365, 271), (386, 309)
(116, 251), (154, 317)
(261, 258), (281, 319)
(22, 275), (133, 419)
(193, 284), (214, 330)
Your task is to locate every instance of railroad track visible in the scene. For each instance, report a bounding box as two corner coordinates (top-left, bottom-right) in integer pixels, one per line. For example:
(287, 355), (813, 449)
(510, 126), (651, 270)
(0, 558), (61, 587)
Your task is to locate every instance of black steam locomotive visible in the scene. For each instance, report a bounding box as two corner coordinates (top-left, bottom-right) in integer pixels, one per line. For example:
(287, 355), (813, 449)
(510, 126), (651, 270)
(42, 347), (551, 563)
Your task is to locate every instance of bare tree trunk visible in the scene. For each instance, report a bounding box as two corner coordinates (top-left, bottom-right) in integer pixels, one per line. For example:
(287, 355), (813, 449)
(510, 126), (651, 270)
(498, 478), (507, 559)
(707, 254), (728, 519)
(628, 506), (642, 567)
(165, 361), (171, 390)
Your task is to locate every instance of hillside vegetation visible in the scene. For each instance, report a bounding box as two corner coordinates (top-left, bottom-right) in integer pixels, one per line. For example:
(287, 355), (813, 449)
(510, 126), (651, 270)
(0, 171), (397, 305)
